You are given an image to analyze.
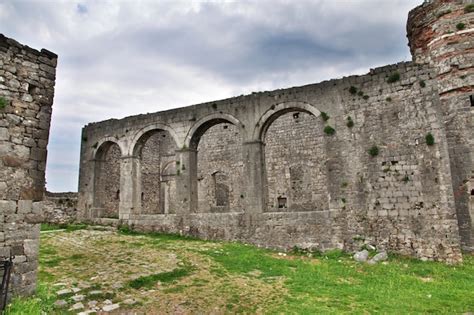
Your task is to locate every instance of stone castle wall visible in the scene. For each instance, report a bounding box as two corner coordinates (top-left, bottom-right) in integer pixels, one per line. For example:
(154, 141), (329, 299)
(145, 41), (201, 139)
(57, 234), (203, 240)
(79, 60), (464, 263)
(407, 0), (474, 250)
(77, 0), (472, 263)
(43, 192), (78, 225)
(0, 34), (57, 295)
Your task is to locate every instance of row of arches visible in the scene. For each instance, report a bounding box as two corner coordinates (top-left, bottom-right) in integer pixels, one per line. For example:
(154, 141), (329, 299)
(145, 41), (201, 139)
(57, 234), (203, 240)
(91, 103), (330, 218)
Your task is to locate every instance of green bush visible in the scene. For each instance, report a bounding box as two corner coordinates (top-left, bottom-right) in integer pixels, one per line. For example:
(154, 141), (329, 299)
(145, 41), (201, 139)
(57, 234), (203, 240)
(346, 116), (354, 128)
(425, 133), (435, 146)
(320, 112), (330, 121)
(362, 94), (369, 100)
(324, 125), (335, 135)
(349, 86), (357, 95)
(368, 145), (379, 157)
(386, 97), (392, 102)
(0, 96), (8, 109)
(419, 80), (426, 88)
(456, 22), (466, 30)
(357, 90), (364, 97)
(387, 72), (400, 83)
(465, 4), (474, 13)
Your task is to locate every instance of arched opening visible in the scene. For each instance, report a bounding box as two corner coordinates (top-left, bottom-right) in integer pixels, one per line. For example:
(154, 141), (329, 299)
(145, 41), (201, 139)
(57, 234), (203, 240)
(133, 129), (178, 214)
(190, 118), (244, 213)
(262, 109), (328, 212)
(93, 141), (122, 218)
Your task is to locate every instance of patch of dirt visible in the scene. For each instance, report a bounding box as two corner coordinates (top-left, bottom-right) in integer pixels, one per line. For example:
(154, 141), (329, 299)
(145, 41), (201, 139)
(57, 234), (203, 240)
(40, 229), (286, 313)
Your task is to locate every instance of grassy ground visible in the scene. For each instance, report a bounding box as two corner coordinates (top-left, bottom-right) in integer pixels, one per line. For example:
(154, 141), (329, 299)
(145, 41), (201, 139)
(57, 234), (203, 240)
(5, 224), (474, 314)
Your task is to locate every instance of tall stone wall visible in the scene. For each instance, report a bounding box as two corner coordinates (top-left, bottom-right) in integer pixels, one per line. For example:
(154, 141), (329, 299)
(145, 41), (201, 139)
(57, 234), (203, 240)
(79, 60), (464, 263)
(0, 34), (57, 295)
(407, 0), (474, 250)
(77, 0), (472, 263)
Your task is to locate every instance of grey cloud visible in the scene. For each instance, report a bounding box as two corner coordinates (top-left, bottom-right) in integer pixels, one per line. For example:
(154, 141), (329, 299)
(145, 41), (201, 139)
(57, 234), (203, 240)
(0, 0), (421, 191)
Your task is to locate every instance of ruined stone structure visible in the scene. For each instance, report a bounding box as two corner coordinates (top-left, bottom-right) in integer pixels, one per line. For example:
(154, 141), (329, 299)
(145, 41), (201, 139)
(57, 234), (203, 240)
(43, 192), (78, 225)
(79, 0), (473, 263)
(0, 34), (57, 295)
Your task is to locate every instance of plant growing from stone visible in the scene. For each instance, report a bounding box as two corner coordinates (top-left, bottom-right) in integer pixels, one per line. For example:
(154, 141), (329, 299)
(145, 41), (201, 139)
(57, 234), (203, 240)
(419, 80), (426, 88)
(456, 23), (466, 30)
(386, 97), (392, 102)
(349, 86), (357, 95)
(387, 72), (400, 83)
(368, 145), (379, 157)
(324, 125), (335, 135)
(346, 116), (354, 128)
(465, 4), (474, 13)
(363, 94), (369, 100)
(320, 112), (330, 121)
(0, 96), (8, 109)
(425, 132), (435, 146)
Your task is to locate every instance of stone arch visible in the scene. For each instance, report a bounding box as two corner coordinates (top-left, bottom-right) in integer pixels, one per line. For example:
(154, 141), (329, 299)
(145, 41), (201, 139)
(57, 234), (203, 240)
(254, 101), (321, 141)
(260, 102), (328, 212)
(185, 113), (244, 150)
(92, 137), (124, 160)
(131, 125), (179, 215)
(92, 140), (123, 218)
(186, 114), (245, 213)
(130, 123), (180, 156)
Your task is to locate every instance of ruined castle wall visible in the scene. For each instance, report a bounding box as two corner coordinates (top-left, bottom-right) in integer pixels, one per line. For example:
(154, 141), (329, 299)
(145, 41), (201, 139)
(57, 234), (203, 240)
(0, 34), (57, 295)
(42, 192), (78, 225)
(407, 0), (474, 250)
(79, 59), (463, 262)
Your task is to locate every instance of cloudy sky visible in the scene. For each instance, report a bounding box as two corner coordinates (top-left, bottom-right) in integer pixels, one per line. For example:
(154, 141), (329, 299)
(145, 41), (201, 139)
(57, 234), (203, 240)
(1, 0), (420, 192)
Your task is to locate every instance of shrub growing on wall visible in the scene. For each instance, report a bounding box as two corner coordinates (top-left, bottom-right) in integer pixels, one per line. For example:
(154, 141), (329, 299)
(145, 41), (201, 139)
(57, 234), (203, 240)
(321, 112), (330, 121)
(368, 145), (379, 157)
(425, 133), (435, 146)
(346, 116), (354, 128)
(0, 96), (7, 109)
(387, 72), (400, 83)
(324, 125), (335, 135)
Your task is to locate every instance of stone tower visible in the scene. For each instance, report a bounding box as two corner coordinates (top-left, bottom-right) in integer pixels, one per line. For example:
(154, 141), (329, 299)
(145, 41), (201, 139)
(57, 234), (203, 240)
(407, 0), (474, 250)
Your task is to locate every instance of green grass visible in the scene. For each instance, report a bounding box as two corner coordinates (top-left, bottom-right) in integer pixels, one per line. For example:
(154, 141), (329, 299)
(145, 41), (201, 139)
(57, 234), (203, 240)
(127, 266), (193, 289)
(7, 228), (474, 314)
(5, 284), (58, 315)
(204, 243), (474, 314)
